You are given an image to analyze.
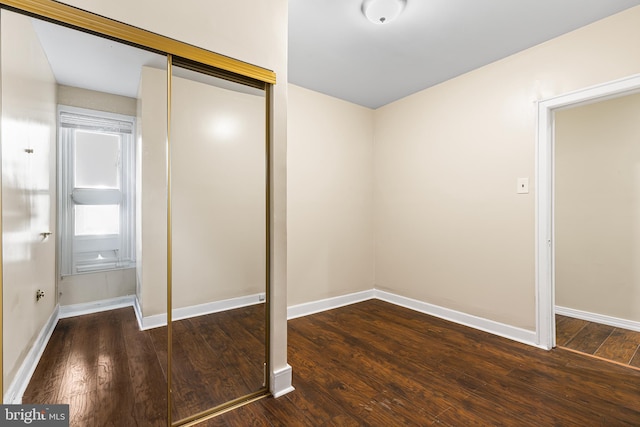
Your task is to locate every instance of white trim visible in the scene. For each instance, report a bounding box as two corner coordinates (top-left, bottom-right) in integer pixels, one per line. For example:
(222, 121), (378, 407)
(133, 295), (145, 330)
(286, 289), (541, 348)
(136, 293), (266, 331)
(59, 295), (135, 319)
(173, 293), (265, 322)
(286, 289), (375, 320)
(270, 364), (294, 398)
(137, 309), (166, 331)
(374, 290), (541, 348)
(4, 305), (60, 404)
(556, 306), (640, 333)
(536, 73), (640, 350)
(57, 104), (137, 277)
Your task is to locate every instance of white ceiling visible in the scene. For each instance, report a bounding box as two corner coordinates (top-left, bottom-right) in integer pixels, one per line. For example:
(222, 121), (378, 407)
(32, 18), (165, 98)
(28, 1), (640, 108)
(288, 0), (640, 108)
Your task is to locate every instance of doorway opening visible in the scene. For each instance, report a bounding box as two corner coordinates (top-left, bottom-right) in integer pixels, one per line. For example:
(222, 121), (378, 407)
(535, 73), (640, 355)
(552, 91), (640, 368)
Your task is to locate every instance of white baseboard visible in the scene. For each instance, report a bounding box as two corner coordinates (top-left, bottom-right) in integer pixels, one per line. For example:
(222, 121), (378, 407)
(270, 364), (294, 398)
(59, 295), (136, 319)
(137, 310), (165, 330)
(133, 295), (145, 330)
(286, 288), (539, 348)
(4, 305), (60, 404)
(374, 289), (539, 348)
(556, 305), (640, 333)
(287, 289), (374, 320)
(136, 293), (267, 330)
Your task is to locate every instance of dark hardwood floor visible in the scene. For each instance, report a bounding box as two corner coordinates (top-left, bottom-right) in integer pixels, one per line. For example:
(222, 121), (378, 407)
(24, 300), (640, 426)
(556, 314), (640, 368)
(208, 300), (640, 426)
(23, 304), (266, 426)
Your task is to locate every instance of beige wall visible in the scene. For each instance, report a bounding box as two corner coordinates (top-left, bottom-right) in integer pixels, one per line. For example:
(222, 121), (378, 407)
(137, 69), (269, 313)
(287, 84), (374, 306)
(1, 12), (57, 396)
(61, 0), (289, 376)
(374, 6), (640, 330)
(57, 84), (137, 116)
(172, 75), (266, 308)
(57, 84), (138, 306)
(58, 269), (136, 306)
(136, 66), (167, 317)
(555, 93), (640, 322)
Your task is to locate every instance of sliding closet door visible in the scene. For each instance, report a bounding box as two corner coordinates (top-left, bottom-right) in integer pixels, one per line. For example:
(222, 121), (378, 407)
(1, 10), (57, 401)
(169, 62), (268, 423)
(1, 7), (170, 423)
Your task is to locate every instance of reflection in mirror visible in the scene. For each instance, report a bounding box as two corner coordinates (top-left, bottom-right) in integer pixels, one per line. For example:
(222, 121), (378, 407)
(1, 9), (169, 425)
(170, 63), (267, 422)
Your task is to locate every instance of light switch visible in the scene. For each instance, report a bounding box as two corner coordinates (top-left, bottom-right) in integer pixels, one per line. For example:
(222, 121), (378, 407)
(517, 178), (529, 194)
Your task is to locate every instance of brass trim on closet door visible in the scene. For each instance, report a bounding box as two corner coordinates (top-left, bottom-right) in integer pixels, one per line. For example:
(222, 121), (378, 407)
(0, 0), (276, 85)
(264, 83), (273, 394)
(0, 47), (3, 399)
(166, 54), (174, 426)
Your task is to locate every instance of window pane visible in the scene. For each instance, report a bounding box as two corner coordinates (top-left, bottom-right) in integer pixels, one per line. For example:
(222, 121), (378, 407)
(75, 204), (119, 235)
(75, 130), (120, 188)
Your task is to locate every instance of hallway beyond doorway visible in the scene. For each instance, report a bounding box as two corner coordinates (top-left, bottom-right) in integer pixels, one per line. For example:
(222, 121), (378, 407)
(556, 314), (640, 369)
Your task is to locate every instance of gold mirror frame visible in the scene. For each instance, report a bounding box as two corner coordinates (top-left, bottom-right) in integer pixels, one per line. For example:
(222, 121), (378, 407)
(0, 1), (274, 425)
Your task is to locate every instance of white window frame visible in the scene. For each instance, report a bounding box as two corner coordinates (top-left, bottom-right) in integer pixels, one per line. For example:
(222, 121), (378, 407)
(58, 105), (136, 275)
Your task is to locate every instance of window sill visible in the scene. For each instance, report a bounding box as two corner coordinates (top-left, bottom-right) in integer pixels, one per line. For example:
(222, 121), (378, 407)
(61, 262), (136, 277)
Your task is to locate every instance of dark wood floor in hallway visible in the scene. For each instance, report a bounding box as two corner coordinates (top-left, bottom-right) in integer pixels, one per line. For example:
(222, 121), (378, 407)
(24, 300), (640, 426)
(556, 314), (640, 368)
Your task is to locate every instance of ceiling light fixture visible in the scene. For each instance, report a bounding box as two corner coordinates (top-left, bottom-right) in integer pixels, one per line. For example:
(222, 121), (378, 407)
(362, 0), (407, 25)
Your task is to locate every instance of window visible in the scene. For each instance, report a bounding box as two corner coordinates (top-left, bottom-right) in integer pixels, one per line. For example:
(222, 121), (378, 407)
(59, 106), (136, 275)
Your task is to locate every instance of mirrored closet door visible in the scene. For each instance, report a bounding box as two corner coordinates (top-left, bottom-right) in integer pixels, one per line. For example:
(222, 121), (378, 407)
(169, 61), (269, 424)
(1, 2), (274, 425)
(1, 7), (170, 424)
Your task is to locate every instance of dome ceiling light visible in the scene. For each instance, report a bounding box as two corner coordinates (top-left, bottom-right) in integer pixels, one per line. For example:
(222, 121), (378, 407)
(362, 0), (407, 25)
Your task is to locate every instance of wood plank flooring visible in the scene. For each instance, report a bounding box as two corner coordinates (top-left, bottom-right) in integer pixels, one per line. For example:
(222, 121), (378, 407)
(23, 304), (266, 426)
(23, 300), (640, 426)
(208, 300), (640, 426)
(556, 314), (640, 368)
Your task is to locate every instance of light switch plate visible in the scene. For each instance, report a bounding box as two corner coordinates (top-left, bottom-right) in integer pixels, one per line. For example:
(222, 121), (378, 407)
(517, 178), (529, 194)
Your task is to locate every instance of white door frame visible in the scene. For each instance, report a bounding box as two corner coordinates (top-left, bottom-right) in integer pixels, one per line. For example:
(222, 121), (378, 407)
(535, 73), (640, 350)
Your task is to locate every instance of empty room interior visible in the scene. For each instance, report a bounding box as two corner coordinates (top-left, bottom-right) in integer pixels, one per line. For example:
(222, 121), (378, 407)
(2, 0), (640, 425)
